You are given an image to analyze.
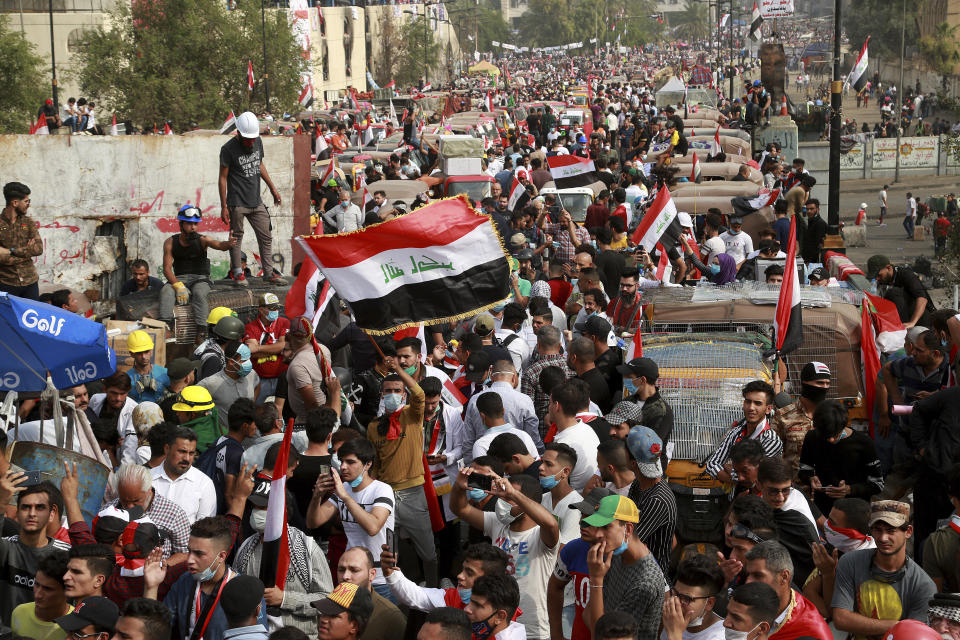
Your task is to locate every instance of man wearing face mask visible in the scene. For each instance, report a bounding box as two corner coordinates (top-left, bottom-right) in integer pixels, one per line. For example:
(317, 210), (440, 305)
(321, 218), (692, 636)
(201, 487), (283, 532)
(233, 452), (333, 637)
(324, 189), (364, 234)
(743, 541), (832, 640)
(307, 438), (396, 603)
(722, 582), (780, 640)
(463, 574), (524, 640)
(582, 494), (666, 638)
(159, 205), (237, 336)
(539, 443), (583, 545)
(198, 341), (260, 431)
(451, 469), (560, 640)
(614, 357), (673, 469)
(770, 361), (831, 476)
(660, 554), (727, 640)
(244, 293), (289, 404)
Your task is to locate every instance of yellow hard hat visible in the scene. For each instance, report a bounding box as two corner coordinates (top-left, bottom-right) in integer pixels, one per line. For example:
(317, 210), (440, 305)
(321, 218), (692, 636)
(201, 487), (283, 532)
(171, 386), (215, 412)
(206, 306), (237, 326)
(127, 330), (154, 354)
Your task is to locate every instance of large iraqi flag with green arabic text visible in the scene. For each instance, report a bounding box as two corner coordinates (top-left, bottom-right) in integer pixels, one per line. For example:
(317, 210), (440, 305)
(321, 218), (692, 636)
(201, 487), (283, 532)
(297, 197), (511, 334)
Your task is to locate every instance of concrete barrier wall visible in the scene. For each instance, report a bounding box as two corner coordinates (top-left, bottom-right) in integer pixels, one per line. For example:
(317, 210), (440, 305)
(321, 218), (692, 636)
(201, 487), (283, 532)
(0, 134), (298, 296)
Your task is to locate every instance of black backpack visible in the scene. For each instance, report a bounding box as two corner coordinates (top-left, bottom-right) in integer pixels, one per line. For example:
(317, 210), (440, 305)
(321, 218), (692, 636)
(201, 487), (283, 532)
(195, 437), (230, 482)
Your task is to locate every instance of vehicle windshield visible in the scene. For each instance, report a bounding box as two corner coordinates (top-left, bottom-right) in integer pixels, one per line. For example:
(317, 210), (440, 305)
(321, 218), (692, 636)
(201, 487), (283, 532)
(448, 181), (492, 201)
(555, 194), (592, 223)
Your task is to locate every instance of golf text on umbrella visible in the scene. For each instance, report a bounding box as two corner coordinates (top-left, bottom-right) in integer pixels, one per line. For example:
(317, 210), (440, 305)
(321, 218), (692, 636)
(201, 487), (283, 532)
(20, 309), (66, 336)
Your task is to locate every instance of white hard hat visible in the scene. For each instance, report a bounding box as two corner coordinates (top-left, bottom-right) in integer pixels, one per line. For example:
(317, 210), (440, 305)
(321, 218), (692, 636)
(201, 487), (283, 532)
(860, 202), (868, 208)
(676, 212), (693, 228)
(236, 111), (260, 139)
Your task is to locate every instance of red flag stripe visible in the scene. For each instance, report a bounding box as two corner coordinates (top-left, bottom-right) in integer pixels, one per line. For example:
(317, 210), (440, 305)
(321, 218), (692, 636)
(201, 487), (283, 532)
(773, 215), (801, 351)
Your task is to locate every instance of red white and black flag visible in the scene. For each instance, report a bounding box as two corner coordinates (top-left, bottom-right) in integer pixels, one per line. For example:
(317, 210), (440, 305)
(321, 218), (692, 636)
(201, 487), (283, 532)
(690, 152), (702, 183)
(746, 188), (781, 210)
(547, 155), (601, 190)
(749, 1), (763, 41)
(771, 215), (803, 357)
(299, 80), (314, 108)
(219, 111), (237, 134)
(508, 177), (530, 213)
(630, 187), (682, 253)
(248, 61), (255, 92)
(297, 197), (511, 334)
(259, 419), (292, 591)
(709, 126), (722, 157)
(847, 36), (870, 92)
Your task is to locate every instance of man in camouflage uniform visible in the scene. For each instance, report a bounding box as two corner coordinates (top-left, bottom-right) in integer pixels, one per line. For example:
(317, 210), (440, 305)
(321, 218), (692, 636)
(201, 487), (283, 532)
(770, 361), (831, 475)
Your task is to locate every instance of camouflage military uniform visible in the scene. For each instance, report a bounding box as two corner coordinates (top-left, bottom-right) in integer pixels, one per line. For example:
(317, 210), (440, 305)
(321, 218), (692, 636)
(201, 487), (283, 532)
(771, 400), (814, 474)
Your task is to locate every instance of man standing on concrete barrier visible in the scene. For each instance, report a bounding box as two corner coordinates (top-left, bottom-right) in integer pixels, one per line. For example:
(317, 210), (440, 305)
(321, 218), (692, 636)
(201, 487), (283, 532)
(219, 111), (284, 286)
(0, 182), (43, 300)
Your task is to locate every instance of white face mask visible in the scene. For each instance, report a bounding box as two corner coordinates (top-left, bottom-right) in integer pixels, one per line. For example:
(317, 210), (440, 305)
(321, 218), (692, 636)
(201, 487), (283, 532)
(724, 624), (759, 640)
(494, 498), (521, 525)
(250, 509), (267, 532)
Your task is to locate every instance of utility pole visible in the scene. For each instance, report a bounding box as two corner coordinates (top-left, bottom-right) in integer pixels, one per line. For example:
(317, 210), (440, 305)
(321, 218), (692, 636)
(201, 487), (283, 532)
(728, 0), (734, 99)
(261, 0), (270, 110)
(894, 0), (905, 183)
(827, 0), (841, 233)
(48, 0), (58, 112)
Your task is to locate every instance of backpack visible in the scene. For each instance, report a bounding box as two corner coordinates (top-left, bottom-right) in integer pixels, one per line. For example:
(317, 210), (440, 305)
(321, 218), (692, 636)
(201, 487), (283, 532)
(195, 437), (230, 482)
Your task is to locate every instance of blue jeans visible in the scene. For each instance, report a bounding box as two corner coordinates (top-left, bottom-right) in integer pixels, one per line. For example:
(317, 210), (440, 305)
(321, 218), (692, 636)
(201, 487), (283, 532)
(0, 281), (39, 301)
(903, 215), (915, 238)
(372, 582), (397, 604)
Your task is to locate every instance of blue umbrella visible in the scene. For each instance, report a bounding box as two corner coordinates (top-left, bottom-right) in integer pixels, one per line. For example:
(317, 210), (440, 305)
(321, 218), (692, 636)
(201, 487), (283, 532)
(0, 292), (116, 392)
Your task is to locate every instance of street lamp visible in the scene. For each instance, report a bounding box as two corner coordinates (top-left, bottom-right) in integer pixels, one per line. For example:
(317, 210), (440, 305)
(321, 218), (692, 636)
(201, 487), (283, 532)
(48, 0), (58, 112)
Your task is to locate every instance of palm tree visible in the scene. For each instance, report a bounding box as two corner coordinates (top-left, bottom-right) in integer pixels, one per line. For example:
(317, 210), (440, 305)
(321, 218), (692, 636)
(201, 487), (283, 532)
(672, 0), (710, 43)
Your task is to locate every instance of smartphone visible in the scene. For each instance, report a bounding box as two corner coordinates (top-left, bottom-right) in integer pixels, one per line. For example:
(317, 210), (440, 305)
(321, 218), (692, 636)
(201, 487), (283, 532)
(21, 470), (53, 487)
(467, 473), (493, 492)
(318, 464), (331, 477)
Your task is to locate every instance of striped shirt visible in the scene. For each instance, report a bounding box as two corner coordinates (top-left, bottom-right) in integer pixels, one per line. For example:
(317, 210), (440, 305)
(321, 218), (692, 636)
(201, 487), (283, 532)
(705, 418), (783, 481)
(520, 353), (574, 437)
(626, 479), (677, 574)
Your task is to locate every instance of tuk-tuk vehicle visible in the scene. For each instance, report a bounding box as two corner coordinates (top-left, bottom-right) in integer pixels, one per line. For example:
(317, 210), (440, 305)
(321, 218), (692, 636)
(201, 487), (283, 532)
(558, 110), (586, 134)
(443, 175), (495, 201)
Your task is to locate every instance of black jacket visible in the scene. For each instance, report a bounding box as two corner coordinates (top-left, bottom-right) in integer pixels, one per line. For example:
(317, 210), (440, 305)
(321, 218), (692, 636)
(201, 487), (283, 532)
(909, 387), (960, 476)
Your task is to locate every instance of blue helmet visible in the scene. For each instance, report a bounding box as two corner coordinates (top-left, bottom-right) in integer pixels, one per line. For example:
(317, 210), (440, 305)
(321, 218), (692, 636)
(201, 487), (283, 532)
(177, 205), (202, 223)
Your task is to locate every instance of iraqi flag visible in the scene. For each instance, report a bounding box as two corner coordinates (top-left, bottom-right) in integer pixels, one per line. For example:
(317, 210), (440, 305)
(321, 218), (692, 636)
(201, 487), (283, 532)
(219, 111), (237, 134)
(299, 81), (314, 108)
(285, 255), (337, 330)
(422, 82), (432, 92)
(30, 114), (49, 135)
(484, 91), (493, 112)
(770, 215), (802, 357)
(384, 79), (396, 89)
(630, 187), (682, 253)
(709, 126), (721, 157)
(847, 36), (870, 92)
(296, 197), (511, 334)
(248, 60), (255, 92)
(745, 188), (781, 209)
(749, 1), (763, 41)
(860, 301), (882, 437)
(547, 155), (601, 190)
(163, 122), (173, 135)
(110, 113), (118, 136)
(259, 419), (293, 590)
(690, 152), (701, 183)
(508, 177), (530, 213)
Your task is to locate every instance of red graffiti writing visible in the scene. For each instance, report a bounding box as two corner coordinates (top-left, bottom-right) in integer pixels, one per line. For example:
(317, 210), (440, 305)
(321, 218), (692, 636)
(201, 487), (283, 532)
(55, 241), (88, 267)
(39, 221), (80, 233)
(131, 191), (164, 215)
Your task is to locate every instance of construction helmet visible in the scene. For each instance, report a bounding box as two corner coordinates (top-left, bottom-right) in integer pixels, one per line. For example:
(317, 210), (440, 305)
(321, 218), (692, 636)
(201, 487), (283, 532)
(236, 111), (259, 139)
(206, 306), (237, 326)
(127, 330), (154, 354)
(213, 315), (245, 341)
(171, 386), (215, 412)
(177, 204), (202, 223)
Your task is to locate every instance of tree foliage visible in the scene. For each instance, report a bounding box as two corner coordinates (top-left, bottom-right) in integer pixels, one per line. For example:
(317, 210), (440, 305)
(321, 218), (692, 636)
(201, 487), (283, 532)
(917, 22), (960, 79)
(516, 0), (661, 49)
(71, 0), (307, 129)
(448, 0), (509, 59)
(845, 0), (918, 62)
(396, 16), (442, 88)
(0, 15), (48, 133)
(672, 0), (710, 43)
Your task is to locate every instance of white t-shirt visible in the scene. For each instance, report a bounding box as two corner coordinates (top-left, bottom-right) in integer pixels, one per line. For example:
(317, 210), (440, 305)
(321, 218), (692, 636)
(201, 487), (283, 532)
(483, 511), (559, 640)
(553, 422), (600, 493)
(718, 231), (754, 264)
(702, 237), (726, 262)
(658, 618), (725, 640)
(879, 189), (887, 207)
(473, 424), (539, 461)
(908, 197), (917, 218)
(332, 479), (395, 584)
(542, 489), (583, 544)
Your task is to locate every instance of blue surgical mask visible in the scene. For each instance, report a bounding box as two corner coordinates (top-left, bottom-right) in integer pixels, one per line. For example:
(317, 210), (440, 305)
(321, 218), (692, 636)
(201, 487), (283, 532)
(539, 474), (560, 490)
(611, 535), (628, 556)
(467, 487), (487, 501)
(349, 474), (364, 488)
(458, 587), (472, 605)
(192, 556), (221, 582)
(383, 392), (404, 413)
(236, 359), (253, 377)
(709, 264), (721, 275)
(623, 378), (637, 395)
(728, 229), (740, 235)
(266, 310), (279, 322)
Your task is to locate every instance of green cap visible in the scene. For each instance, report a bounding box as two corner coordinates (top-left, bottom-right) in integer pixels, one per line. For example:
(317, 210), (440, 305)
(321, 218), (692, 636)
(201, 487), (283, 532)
(581, 495), (640, 528)
(866, 254), (890, 279)
(327, 178), (338, 186)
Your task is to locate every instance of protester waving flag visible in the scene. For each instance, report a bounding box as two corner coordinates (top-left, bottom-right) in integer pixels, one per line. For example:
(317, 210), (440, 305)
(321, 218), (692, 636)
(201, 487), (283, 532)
(259, 420), (293, 590)
(770, 215), (802, 357)
(546, 155), (601, 189)
(847, 36), (870, 92)
(297, 197), (511, 334)
(219, 111), (237, 134)
(508, 177), (531, 213)
(630, 187), (682, 252)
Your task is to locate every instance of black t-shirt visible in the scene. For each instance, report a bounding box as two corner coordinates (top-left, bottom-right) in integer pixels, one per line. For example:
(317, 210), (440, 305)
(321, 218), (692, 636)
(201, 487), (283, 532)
(288, 453), (332, 517)
(38, 104), (59, 128)
(891, 266), (935, 324)
(219, 136), (265, 208)
(578, 367), (613, 414)
(594, 347), (623, 394)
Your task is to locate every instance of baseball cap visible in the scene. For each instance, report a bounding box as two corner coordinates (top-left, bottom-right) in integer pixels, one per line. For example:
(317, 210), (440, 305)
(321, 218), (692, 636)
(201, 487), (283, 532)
(464, 351), (491, 382)
(259, 292), (280, 308)
(868, 500), (910, 528)
(91, 506), (160, 562)
(800, 361), (831, 382)
(676, 212), (693, 229)
(510, 232), (527, 248)
(582, 494), (640, 527)
(604, 400), (643, 426)
(248, 473), (272, 507)
(615, 357), (659, 382)
(625, 425), (663, 478)
(866, 254), (890, 279)
(473, 313), (496, 336)
(569, 487), (615, 517)
(515, 248), (534, 261)
(166, 357), (199, 382)
(576, 315), (612, 340)
(56, 597), (119, 632)
(808, 267), (829, 282)
(220, 575), (266, 621)
(312, 581), (374, 619)
(907, 325), (929, 345)
(729, 216), (743, 226)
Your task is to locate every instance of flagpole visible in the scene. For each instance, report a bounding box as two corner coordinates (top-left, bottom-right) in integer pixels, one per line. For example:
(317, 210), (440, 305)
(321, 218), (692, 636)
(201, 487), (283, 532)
(826, 0), (842, 234)
(894, 0), (905, 184)
(48, 0), (58, 113)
